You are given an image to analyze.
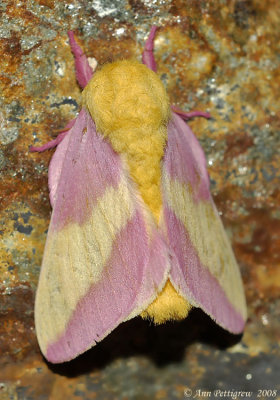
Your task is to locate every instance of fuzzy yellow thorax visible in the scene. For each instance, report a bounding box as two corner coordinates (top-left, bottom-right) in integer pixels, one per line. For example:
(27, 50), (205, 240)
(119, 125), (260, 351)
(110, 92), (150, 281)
(82, 59), (191, 323)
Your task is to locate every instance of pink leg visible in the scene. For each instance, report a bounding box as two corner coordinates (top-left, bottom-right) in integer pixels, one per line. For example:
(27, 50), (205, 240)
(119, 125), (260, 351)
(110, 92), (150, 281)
(171, 105), (211, 120)
(30, 118), (76, 152)
(68, 31), (93, 88)
(142, 26), (157, 72)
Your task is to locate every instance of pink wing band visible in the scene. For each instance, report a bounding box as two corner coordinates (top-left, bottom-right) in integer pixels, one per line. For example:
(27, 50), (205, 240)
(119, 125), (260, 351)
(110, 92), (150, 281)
(46, 211), (149, 362)
(164, 206), (245, 334)
(46, 214), (169, 363)
(48, 109), (121, 229)
(68, 31), (93, 88)
(142, 26), (157, 72)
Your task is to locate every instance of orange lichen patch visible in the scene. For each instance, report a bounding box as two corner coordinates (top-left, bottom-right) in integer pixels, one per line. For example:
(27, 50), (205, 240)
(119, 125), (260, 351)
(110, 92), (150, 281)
(0, 36), (25, 101)
(0, 80), (25, 103)
(128, 0), (154, 16)
(1, 32), (22, 63)
(254, 265), (280, 295)
(88, 38), (136, 65)
(37, 0), (55, 8)
(6, 1), (41, 24)
(155, 25), (217, 95)
(0, 202), (48, 285)
(225, 131), (254, 159)
(171, 0), (209, 18)
(235, 208), (280, 266)
(0, 151), (50, 213)
(0, 285), (37, 362)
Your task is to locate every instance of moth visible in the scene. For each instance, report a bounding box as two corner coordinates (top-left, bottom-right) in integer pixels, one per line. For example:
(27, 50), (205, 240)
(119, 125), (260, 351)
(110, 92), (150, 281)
(31, 27), (246, 363)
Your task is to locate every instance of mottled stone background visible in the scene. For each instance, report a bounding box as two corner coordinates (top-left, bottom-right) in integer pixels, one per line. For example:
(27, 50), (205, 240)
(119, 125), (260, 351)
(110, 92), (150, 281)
(1, 1), (279, 399)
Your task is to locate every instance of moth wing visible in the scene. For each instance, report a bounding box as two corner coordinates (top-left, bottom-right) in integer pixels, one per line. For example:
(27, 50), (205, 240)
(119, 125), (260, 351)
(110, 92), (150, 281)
(161, 112), (247, 333)
(35, 109), (169, 363)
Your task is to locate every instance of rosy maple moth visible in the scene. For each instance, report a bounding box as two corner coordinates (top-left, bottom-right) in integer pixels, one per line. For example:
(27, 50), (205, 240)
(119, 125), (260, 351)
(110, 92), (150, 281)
(31, 26), (247, 363)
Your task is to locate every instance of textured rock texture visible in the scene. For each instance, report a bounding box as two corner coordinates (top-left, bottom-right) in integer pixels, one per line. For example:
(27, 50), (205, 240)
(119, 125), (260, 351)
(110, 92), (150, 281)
(1, 1), (279, 399)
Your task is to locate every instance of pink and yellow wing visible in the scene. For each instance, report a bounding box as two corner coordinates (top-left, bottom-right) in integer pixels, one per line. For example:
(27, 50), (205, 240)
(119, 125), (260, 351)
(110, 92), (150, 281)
(161, 112), (247, 333)
(35, 109), (169, 363)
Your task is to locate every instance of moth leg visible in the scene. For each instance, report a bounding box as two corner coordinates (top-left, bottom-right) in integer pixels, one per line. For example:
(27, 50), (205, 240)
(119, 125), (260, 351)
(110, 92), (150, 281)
(30, 118), (76, 152)
(142, 26), (157, 72)
(68, 31), (94, 88)
(171, 106), (211, 120)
